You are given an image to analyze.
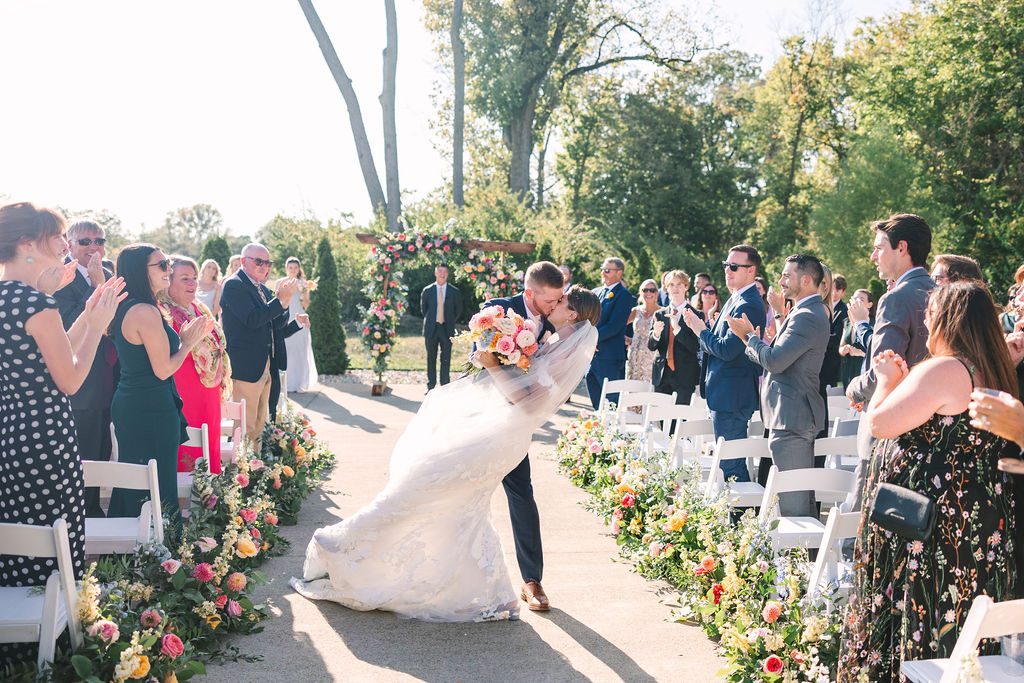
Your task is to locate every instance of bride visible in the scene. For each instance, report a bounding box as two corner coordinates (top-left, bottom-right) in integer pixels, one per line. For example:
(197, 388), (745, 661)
(290, 286), (601, 622)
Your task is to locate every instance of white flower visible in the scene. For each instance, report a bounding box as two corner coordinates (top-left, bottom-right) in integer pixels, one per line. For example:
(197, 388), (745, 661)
(495, 316), (517, 336)
(515, 329), (537, 348)
(506, 349), (522, 364)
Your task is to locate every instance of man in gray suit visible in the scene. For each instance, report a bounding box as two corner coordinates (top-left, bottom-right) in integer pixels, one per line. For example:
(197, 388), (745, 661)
(727, 254), (830, 517)
(845, 213), (936, 512)
(421, 264), (463, 391)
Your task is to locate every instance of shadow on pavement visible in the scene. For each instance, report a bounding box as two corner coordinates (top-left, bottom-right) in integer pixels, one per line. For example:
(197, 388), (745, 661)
(290, 390), (388, 434)
(541, 609), (658, 683)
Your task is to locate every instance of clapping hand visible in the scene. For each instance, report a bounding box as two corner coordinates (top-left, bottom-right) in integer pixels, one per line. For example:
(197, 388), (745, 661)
(297, 314), (310, 329)
(872, 349), (908, 385)
(275, 277), (299, 303)
(36, 260), (78, 295)
(84, 277), (127, 329)
(179, 315), (215, 349)
(652, 319), (666, 338)
(848, 298), (870, 324)
(1006, 331), (1024, 365)
(725, 312), (759, 340)
(681, 307), (706, 335)
(766, 287), (786, 316)
(86, 252), (106, 289)
(969, 389), (1024, 456)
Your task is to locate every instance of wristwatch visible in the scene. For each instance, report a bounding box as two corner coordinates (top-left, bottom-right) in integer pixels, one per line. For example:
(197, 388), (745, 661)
(773, 313), (782, 320)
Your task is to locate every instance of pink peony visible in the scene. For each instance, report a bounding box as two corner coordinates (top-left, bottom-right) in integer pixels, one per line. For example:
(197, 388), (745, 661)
(612, 508), (624, 521)
(250, 527), (261, 539)
(190, 562), (215, 583)
(515, 329), (537, 349)
(225, 572), (247, 592)
(227, 599), (242, 617)
(88, 619), (119, 643)
(762, 601), (782, 624)
(621, 493), (636, 508)
(587, 440), (602, 454)
(250, 459), (265, 471)
(236, 473), (250, 487)
(239, 508), (257, 524)
(523, 319), (538, 335)
(264, 512), (279, 525)
(471, 312), (494, 331)
(161, 559), (181, 574)
(140, 609), (162, 628)
(194, 536), (217, 552)
(763, 655), (784, 675)
(494, 335), (516, 355)
(160, 633), (184, 658)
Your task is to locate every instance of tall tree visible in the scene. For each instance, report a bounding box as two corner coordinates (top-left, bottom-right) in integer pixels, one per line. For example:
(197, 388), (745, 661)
(451, 0), (466, 206)
(140, 204), (225, 257)
(308, 236), (349, 373)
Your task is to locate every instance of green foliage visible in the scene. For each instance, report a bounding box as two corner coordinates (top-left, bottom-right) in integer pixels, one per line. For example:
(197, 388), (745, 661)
(200, 235), (232, 272)
(308, 237), (349, 374)
(140, 204), (224, 258)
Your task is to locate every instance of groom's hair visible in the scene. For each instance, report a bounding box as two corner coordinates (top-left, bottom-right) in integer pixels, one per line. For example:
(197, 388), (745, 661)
(524, 261), (564, 291)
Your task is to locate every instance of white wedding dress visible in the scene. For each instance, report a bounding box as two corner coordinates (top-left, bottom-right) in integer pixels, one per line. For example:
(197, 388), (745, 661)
(285, 287), (318, 392)
(290, 322), (597, 622)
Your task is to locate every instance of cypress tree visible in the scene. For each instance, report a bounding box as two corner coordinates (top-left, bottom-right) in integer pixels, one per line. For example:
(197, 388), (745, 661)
(200, 235), (232, 272)
(308, 237), (349, 374)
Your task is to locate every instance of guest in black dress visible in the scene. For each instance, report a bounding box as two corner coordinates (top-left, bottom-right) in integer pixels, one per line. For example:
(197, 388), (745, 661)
(0, 202), (124, 667)
(108, 245), (213, 525)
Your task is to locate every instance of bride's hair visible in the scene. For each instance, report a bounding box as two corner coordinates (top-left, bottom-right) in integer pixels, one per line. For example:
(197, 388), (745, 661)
(565, 285), (601, 326)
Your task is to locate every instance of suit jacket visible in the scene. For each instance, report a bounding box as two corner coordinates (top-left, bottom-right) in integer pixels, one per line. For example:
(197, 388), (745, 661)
(220, 271), (296, 382)
(271, 307), (302, 372)
(421, 282), (463, 339)
(53, 263), (117, 409)
(846, 268), (936, 406)
(745, 294), (830, 432)
(483, 294), (555, 340)
(698, 284), (767, 413)
(592, 281), (636, 361)
(819, 298), (848, 389)
(648, 304), (703, 388)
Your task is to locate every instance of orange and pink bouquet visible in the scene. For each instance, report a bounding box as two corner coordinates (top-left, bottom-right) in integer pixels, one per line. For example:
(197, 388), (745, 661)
(459, 304), (540, 372)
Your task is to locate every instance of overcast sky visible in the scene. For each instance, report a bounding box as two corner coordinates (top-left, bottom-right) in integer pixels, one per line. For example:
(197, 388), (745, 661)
(0, 0), (909, 236)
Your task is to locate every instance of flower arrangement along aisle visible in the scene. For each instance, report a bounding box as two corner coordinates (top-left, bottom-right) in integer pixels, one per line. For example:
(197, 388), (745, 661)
(457, 304), (540, 372)
(554, 410), (844, 683)
(17, 407), (337, 683)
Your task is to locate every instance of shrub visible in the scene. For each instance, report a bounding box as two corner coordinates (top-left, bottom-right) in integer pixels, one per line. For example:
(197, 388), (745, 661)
(308, 237), (349, 374)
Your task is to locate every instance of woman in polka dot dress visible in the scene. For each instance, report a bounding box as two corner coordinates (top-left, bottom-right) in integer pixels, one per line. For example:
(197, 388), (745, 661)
(0, 202), (124, 668)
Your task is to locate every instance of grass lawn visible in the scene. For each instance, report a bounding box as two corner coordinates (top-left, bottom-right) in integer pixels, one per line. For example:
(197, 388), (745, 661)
(344, 317), (474, 371)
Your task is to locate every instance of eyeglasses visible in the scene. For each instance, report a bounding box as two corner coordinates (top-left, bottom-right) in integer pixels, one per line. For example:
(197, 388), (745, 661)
(932, 273), (949, 282)
(246, 256), (274, 267)
(77, 237), (106, 247)
(148, 259), (171, 272)
(702, 288), (717, 295)
(641, 288), (658, 293)
(601, 267), (622, 273)
(722, 261), (754, 272)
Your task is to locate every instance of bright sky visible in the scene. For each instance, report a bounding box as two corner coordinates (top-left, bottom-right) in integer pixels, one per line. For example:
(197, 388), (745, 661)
(0, 0), (909, 237)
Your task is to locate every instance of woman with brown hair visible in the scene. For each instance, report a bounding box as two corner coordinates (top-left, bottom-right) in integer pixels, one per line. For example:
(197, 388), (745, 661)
(838, 281), (1019, 683)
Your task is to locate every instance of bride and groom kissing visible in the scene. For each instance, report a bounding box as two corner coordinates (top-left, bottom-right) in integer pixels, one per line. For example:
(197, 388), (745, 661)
(290, 261), (602, 622)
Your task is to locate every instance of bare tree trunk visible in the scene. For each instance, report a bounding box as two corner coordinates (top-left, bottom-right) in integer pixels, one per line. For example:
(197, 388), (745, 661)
(506, 96), (536, 203)
(298, 0), (387, 217)
(535, 127), (551, 207)
(451, 0), (465, 207)
(381, 0), (401, 232)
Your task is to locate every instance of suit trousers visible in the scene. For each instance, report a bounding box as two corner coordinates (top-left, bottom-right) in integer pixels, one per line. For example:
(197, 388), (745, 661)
(233, 359), (271, 443)
(73, 406), (113, 518)
(845, 412), (875, 514)
(711, 410), (752, 482)
(768, 428), (817, 517)
(586, 357), (625, 410)
(502, 454), (543, 583)
(269, 355), (282, 421)
(424, 328), (453, 389)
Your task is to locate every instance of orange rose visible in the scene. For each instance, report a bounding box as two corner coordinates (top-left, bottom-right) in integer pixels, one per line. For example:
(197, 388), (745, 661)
(282, 465), (295, 477)
(129, 655), (150, 679)
(516, 355), (530, 370)
(235, 537), (259, 558)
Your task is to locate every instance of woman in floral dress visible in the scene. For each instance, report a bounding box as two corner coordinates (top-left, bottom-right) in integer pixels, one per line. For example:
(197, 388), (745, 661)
(625, 278), (660, 385)
(838, 282), (1019, 683)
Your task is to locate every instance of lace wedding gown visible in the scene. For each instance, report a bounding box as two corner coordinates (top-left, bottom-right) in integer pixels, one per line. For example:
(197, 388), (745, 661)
(290, 322), (597, 622)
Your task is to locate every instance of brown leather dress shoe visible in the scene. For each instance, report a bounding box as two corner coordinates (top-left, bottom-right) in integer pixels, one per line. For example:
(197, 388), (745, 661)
(520, 581), (551, 611)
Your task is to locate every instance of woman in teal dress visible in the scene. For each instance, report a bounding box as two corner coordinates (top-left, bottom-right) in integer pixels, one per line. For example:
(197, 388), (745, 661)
(838, 282), (1019, 683)
(108, 244), (213, 524)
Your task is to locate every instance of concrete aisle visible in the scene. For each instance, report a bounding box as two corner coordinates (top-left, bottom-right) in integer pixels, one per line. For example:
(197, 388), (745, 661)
(202, 381), (726, 683)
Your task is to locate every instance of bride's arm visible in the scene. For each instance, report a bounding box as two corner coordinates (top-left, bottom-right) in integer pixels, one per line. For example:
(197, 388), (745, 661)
(474, 350), (548, 408)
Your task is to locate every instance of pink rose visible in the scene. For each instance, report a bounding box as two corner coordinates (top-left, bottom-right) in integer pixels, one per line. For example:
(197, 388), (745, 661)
(250, 527), (261, 539)
(239, 508), (257, 524)
(649, 542), (663, 557)
(250, 459), (265, 471)
(587, 440), (602, 454)
(225, 572), (247, 592)
(88, 619), (119, 643)
(612, 508), (624, 521)
(214, 594), (228, 609)
(160, 633), (184, 658)
(762, 601), (782, 624)
(161, 559), (182, 574)
(471, 312), (494, 331)
(140, 609), (162, 628)
(621, 493), (636, 508)
(194, 536), (217, 552)
(190, 562), (215, 583)
(523, 319), (538, 335)
(763, 655), (783, 675)
(264, 512), (279, 525)
(205, 495), (218, 509)
(236, 473), (250, 487)
(494, 335), (516, 356)
(521, 343), (539, 357)
(515, 329), (537, 348)
(227, 599), (242, 617)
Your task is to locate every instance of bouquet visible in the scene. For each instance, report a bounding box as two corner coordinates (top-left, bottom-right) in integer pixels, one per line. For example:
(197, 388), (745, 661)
(458, 305), (540, 372)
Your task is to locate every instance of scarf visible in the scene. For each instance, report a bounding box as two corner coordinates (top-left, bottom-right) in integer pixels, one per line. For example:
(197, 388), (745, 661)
(159, 295), (233, 400)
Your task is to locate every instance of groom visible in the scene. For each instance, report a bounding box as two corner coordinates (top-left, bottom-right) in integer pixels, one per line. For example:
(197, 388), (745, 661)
(482, 260), (565, 611)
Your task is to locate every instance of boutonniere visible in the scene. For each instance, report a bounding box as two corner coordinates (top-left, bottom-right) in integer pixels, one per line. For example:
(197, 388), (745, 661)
(607, 291), (615, 299)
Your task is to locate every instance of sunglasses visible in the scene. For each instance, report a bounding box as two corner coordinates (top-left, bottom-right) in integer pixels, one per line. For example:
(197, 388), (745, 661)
(77, 237), (106, 247)
(246, 256), (274, 267)
(722, 261), (754, 272)
(702, 288), (717, 295)
(148, 259), (171, 272)
(641, 288), (658, 294)
(601, 267), (622, 273)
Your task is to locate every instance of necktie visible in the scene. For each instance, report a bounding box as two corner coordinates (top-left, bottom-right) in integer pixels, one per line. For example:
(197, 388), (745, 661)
(254, 281), (275, 358)
(437, 285), (445, 324)
(666, 311), (676, 372)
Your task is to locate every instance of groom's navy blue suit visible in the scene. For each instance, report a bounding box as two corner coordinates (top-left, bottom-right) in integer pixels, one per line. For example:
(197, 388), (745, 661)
(483, 294), (556, 584)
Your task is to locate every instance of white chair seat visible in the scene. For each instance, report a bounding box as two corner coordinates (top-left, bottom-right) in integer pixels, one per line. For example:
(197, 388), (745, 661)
(0, 585), (64, 640)
(771, 516), (827, 549)
(902, 656), (1021, 682)
(84, 517), (146, 555)
(177, 472), (193, 500)
(725, 481), (766, 507)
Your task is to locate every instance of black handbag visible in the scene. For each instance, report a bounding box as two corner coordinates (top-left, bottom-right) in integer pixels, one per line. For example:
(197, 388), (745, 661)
(868, 483), (937, 541)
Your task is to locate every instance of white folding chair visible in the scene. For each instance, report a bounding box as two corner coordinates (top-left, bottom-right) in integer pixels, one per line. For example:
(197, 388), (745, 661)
(221, 398), (246, 438)
(825, 385), (845, 397)
(279, 370), (288, 411)
(806, 506), (861, 605)
(615, 391), (676, 435)
(704, 437), (770, 507)
(642, 404), (709, 460)
(0, 519), (83, 667)
(902, 595), (1024, 682)
(747, 411), (765, 437)
(758, 465), (856, 550)
(177, 424), (210, 505)
(597, 378), (653, 424)
(815, 436), (859, 470)
(827, 394), (858, 420)
(83, 459), (164, 553)
(830, 416), (861, 438)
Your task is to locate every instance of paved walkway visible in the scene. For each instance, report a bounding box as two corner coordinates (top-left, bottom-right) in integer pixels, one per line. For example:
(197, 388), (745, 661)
(203, 381), (725, 682)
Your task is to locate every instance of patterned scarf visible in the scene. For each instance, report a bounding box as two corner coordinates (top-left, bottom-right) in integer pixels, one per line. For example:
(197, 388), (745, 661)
(159, 295), (232, 400)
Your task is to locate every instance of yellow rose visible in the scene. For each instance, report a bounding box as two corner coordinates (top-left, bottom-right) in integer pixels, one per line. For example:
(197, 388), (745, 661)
(282, 465), (295, 477)
(294, 447), (306, 460)
(130, 655), (150, 679)
(233, 516), (243, 526)
(235, 537), (259, 558)
(164, 673), (178, 683)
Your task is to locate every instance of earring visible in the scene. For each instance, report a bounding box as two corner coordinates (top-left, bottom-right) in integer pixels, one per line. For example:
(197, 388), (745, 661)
(26, 256), (34, 263)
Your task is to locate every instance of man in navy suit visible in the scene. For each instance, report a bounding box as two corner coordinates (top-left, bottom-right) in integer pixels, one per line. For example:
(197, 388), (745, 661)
(683, 245), (767, 483)
(421, 264), (463, 391)
(586, 257), (636, 409)
(220, 243), (300, 442)
(481, 261), (563, 612)
(53, 220), (118, 518)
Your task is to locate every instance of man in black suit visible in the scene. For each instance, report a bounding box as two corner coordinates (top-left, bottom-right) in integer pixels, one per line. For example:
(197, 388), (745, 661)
(420, 264), (463, 392)
(53, 220), (118, 518)
(819, 274), (848, 391)
(220, 243), (300, 442)
(648, 270), (703, 405)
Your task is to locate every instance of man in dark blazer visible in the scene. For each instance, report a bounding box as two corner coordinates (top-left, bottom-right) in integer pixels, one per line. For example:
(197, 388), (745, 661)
(220, 243), (299, 442)
(266, 274), (309, 421)
(586, 257), (636, 409)
(729, 255), (830, 517)
(846, 214), (935, 512)
(54, 220), (118, 518)
(648, 270), (703, 405)
(819, 274), (848, 391)
(481, 261), (563, 612)
(420, 264), (463, 391)
(683, 245), (767, 483)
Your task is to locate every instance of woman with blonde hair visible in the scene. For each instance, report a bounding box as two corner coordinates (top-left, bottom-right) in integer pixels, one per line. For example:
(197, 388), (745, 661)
(196, 258), (223, 318)
(625, 278), (660, 385)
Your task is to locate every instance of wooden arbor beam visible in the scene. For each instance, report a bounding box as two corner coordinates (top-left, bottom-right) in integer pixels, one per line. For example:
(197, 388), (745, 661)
(355, 233), (535, 254)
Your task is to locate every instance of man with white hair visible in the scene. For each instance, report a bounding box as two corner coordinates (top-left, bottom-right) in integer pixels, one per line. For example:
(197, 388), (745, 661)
(220, 243), (300, 441)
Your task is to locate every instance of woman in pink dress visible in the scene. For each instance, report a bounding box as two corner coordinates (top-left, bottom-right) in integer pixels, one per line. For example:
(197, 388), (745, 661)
(160, 255), (231, 474)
